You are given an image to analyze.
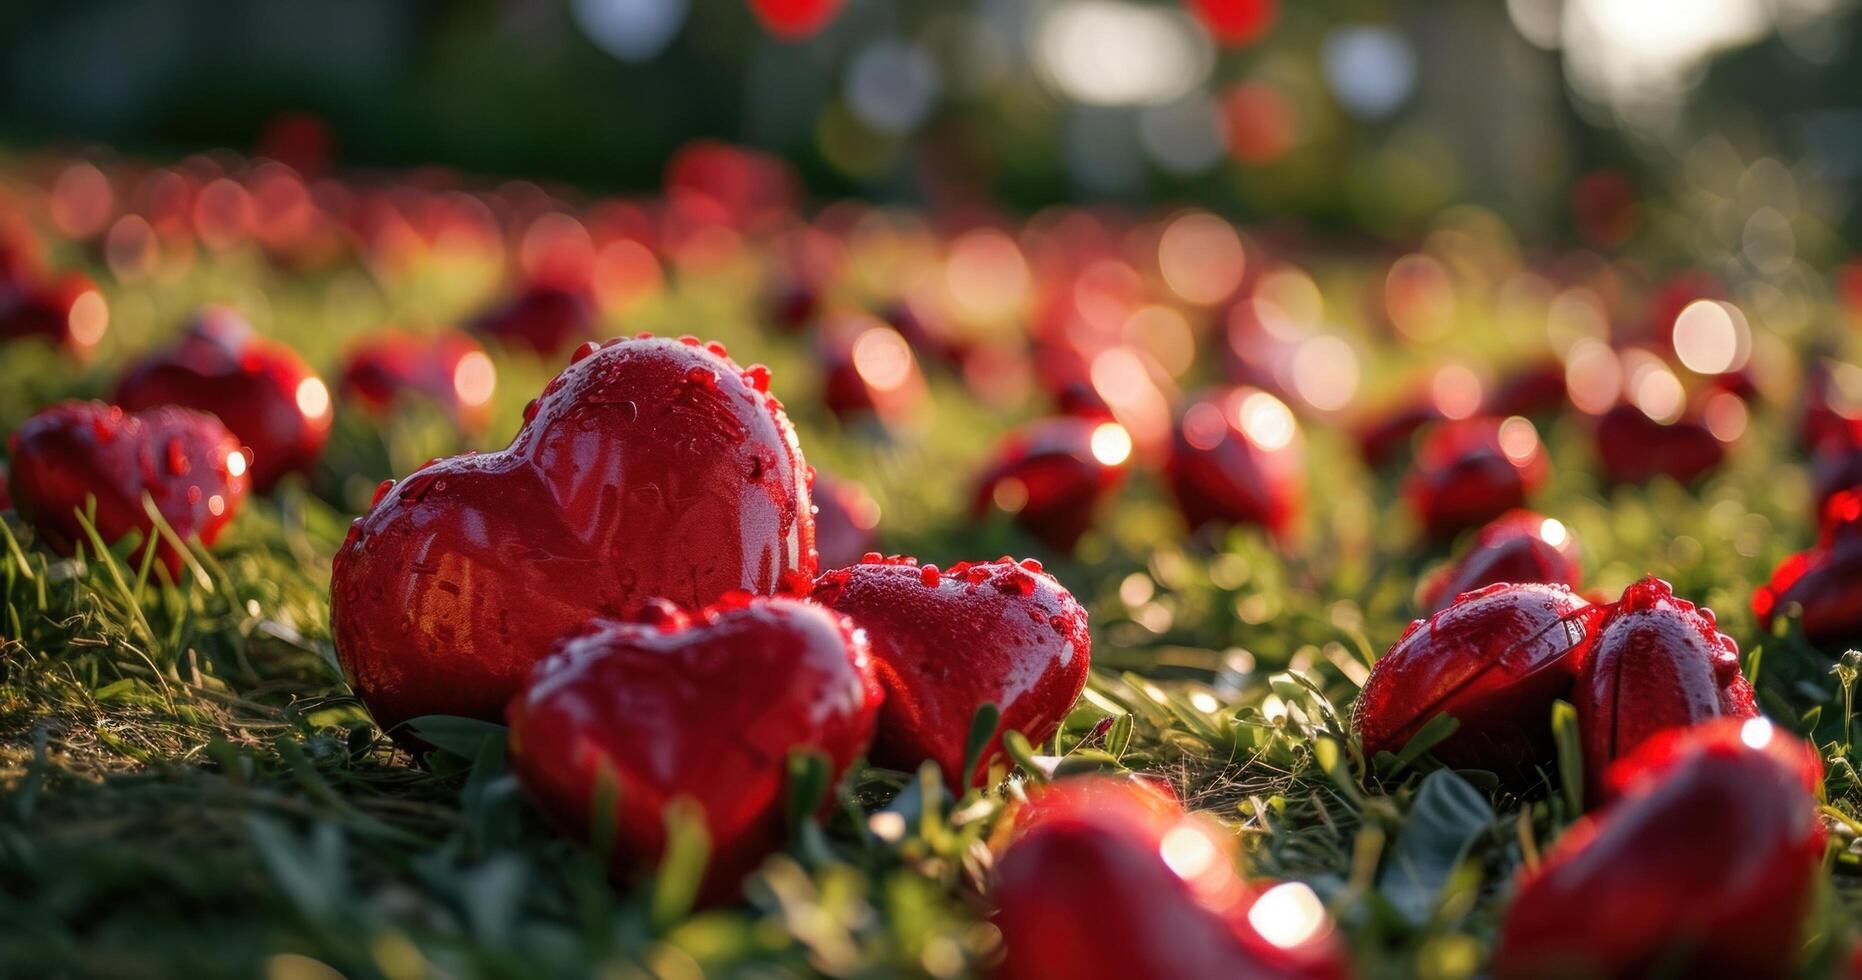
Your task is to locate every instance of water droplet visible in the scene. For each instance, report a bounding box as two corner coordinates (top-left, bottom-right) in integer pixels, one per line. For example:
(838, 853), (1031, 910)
(372, 480), (395, 506)
(920, 564), (941, 587)
(570, 340), (601, 364)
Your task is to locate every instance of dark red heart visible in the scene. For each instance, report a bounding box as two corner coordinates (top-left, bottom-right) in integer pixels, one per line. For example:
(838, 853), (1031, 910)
(114, 306), (332, 493)
(994, 776), (1345, 980)
(1419, 510), (1580, 613)
(811, 556), (1089, 792)
(1354, 582), (1598, 779)
(1167, 386), (1303, 537)
(1576, 577), (1756, 802)
(0, 271), (108, 358)
(817, 315), (927, 428)
(330, 335), (816, 731)
(1404, 416), (1546, 540)
(339, 329), (498, 434)
(7, 401), (249, 577)
(1754, 489), (1862, 648)
(1482, 360), (1569, 419)
(507, 595), (879, 900)
(465, 283), (597, 357)
(1493, 718), (1824, 980)
(972, 416), (1129, 553)
(1593, 402), (1728, 486)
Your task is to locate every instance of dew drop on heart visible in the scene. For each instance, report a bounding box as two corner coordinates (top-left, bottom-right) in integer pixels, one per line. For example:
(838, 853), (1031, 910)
(743, 365), (771, 392)
(686, 365), (719, 388)
(570, 340), (600, 364)
(372, 479), (395, 507)
(166, 439), (190, 476)
(523, 398), (539, 422)
(920, 564), (941, 587)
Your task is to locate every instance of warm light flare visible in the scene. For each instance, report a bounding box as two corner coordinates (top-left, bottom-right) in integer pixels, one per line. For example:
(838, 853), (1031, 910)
(1740, 716), (1774, 750)
(1248, 882), (1329, 950)
(852, 327), (917, 391)
(225, 450), (248, 479)
(1090, 422), (1134, 466)
(1431, 364), (1483, 420)
(1290, 335), (1359, 412)
(295, 377), (332, 420)
(1539, 518), (1568, 548)
(1672, 299), (1751, 375)
(1497, 416), (1540, 463)
(453, 351), (498, 407)
(1237, 391), (1296, 451)
(1157, 211), (1245, 305)
(1158, 823), (1220, 881)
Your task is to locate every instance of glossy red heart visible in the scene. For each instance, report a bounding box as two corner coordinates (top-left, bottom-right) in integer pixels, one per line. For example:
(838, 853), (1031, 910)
(507, 595), (879, 899)
(1419, 510), (1580, 613)
(114, 306), (332, 493)
(1754, 489), (1862, 648)
(811, 556), (1090, 792)
(1354, 583), (1598, 780)
(1404, 417), (1546, 540)
(817, 316), (927, 428)
(994, 776), (1345, 980)
(1593, 402), (1729, 486)
(972, 416), (1130, 553)
(330, 335), (816, 731)
(7, 401), (249, 577)
(339, 329), (498, 434)
(1576, 577), (1756, 801)
(1168, 387), (1303, 537)
(465, 283), (598, 357)
(1493, 718), (1824, 979)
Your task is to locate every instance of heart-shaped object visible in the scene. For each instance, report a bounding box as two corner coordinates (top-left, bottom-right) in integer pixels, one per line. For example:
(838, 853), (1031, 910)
(817, 315), (928, 429)
(465, 283), (598, 357)
(1354, 582), (1598, 779)
(7, 401), (249, 577)
(1576, 577), (1756, 801)
(1419, 510), (1580, 613)
(114, 306), (332, 493)
(1493, 718), (1824, 979)
(972, 416), (1130, 553)
(507, 595), (879, 899)
(1754, 489), (1862, 648)
(994, 775), (1345, 980)
(1404, 416), (1547, 541)
(1167, 386), (1303, 537)
(1482, 361), (1569, 419)
(339, 329), (498, 434)
(331, 335), (816, 731)
(0, 271), (109, 358)
(1593, 402), (1729, 486)
(811, 556), (1090, 791)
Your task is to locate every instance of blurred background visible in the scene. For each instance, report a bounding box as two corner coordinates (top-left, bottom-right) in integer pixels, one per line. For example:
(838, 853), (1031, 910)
(3, 0), (1859, 242)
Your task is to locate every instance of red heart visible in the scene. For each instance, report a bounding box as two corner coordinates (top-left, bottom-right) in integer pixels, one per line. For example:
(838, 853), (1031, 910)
(114, 307), (332, 493)
(1404, 417), (1547, 540)
(995, 776), (1345, 980)
(507, 595), (879, 898)
(465, 283), (598, 357)
(971, 416), (1130, 553)
(1354, 582), (1598, 780)
(0, 271), (108, 358)
(1575, 577), (1756, 803)
(339, 329), (498, 434)
(331, 335), (816, 731)
(7, 401), (249, 577)
(812, 556), (1090, 792)
(1593, 402), (1730, 486)
(1168, 386), (1303, 537)
(1419, 510), (1581, 613)
(1754, 488), (1862, 648)
(1493, 718), (1823, 979)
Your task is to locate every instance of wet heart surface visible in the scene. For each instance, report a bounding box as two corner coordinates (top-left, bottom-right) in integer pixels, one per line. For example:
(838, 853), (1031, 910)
(506, 596), (879, 900)
(330, 335), (817, 731)
(1404, 416), (1546, 541)
(1754, 488), (1862, 649)
(1493, 718), (1824, 980)
(7, 400), (249, 577)
(1354, 582), (1598, 779)
(993, 775), (1345, 980)
(114, 307), (332, 493)
(811, 556), (1090, 791)
(1167, 386), (1303, 537)
(1575, 576), (1756, 801)
(971, 416), (1129, 553)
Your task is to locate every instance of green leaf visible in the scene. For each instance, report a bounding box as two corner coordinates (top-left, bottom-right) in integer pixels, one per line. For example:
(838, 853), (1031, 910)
(1550, 699), (1583, 815)
(784, 748), (832, 840)
(650, 797), (711, 933)
(1376, 769), (1494, 926)
(402, 715), (509, 760)
(960, 701), (1001, 789)
(1385, 714), (1460, 778)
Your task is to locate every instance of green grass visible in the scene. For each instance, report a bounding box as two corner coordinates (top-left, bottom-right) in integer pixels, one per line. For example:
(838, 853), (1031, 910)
(2, 246), (1860, 979)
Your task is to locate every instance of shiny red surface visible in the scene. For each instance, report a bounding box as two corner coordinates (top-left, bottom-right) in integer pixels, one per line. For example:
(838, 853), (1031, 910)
(972, 416), (1128, 553)
(1352, 402), (1442, 470)
(7, 401), (248, 577)
(465, 283), (597, 356)
(1419, 510), (1580, 613)
(1403, 417), (1545, 540)
(1483, 361), (1569, 418)
(993, 776), (1345, 980)
(1166, 387), (1303, 537)
(1354, 583), (1597, 779)
(1576, 577), (1756, 801)
(1593, 403), (1727, 486)
(339, 329), (495, 433)
(1754, 489), (1862, 647)
(114, 307), (332, 492)
(812, 556), (1090, 791)
(1493, 719), (1824, 979)
(330, 335), (817, 731)
(809, 473), (880, 570)
(507, 596), (879, 900)
(816, 317), (927, 426)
